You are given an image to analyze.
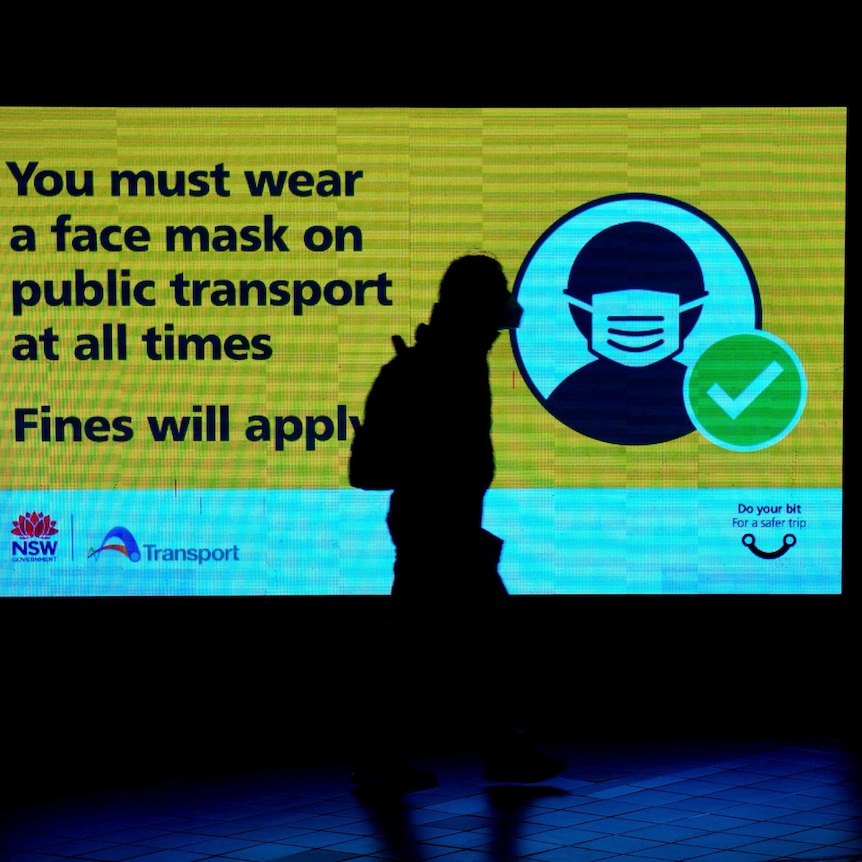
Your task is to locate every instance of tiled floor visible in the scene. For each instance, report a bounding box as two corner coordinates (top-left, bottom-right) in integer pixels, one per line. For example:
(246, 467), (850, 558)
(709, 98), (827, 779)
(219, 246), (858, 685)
(3, 738), (860, 862)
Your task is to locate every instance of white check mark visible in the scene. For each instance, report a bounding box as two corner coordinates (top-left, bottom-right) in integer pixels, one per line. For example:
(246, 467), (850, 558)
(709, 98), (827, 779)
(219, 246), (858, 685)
(707, 360), (784, 420)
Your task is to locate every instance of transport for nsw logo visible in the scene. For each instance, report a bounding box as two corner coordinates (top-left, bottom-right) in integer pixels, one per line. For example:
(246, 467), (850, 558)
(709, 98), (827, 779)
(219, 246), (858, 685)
(88, 526), (141, 562)
(11, 511), (59, 561)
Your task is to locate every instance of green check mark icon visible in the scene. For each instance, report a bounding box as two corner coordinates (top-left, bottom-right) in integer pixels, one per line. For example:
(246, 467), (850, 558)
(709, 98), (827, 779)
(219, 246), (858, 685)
(707, 360), (784, 420)
(684, 333), (806, 452)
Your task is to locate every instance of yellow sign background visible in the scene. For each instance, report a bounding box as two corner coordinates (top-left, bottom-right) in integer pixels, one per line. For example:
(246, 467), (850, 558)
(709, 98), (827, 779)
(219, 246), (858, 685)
(1, 107), (845, 490)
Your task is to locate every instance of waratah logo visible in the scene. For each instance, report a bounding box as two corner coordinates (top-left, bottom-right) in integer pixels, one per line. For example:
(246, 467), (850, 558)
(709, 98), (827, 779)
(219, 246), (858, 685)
(12, 511), (58, 538)
(11, 511), (59, 561)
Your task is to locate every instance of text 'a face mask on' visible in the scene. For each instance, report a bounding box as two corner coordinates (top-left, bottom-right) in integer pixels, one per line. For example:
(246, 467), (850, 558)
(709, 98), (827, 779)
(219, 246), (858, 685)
(568, 288), (707, 367)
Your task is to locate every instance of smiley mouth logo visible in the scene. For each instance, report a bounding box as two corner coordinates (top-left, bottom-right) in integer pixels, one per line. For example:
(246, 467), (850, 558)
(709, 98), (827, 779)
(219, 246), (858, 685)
(742, 533), (796, 559)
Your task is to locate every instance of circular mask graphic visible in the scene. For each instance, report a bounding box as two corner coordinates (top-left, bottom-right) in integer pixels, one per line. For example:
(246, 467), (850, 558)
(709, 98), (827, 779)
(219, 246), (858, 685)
(511, 194), (762, 445)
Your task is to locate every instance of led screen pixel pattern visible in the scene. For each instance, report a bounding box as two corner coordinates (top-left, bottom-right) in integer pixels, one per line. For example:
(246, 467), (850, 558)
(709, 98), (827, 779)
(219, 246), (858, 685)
(1, 107), (845, 595)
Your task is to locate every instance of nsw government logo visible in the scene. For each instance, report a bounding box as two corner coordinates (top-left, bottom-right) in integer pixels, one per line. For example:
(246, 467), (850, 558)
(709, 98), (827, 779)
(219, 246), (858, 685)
(88, 526), (141, 562)
(11, 511), (59, 561)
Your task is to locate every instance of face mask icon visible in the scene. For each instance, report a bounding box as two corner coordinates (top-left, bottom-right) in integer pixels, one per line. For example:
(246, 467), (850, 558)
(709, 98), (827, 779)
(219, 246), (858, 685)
(568, 288), (707, 367)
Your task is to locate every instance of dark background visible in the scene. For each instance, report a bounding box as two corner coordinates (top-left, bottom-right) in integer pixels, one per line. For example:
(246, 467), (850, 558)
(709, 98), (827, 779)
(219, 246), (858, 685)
(2, 590), (855, 807)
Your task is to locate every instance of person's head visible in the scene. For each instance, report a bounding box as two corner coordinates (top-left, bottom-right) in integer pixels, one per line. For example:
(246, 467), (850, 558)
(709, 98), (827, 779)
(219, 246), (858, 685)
(564, 222), (707, 366)
(436, 255), (522, 342)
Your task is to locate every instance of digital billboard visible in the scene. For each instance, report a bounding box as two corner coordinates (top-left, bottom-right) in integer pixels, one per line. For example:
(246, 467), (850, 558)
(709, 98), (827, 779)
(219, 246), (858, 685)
(1, 107), (845, 595)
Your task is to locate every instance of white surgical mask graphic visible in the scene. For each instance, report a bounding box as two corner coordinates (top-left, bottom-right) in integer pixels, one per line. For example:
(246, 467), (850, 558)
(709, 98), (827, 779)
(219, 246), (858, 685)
(569, 288), (707, 367)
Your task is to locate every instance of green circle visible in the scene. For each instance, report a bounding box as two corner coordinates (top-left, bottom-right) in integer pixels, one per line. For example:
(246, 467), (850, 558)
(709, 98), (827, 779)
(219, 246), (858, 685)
(684, 333), (806, 451)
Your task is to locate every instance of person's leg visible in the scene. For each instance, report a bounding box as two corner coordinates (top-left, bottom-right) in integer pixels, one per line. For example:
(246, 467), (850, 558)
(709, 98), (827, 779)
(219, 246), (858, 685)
(469, 597), (566, 783)
(348, 597), (438, 793)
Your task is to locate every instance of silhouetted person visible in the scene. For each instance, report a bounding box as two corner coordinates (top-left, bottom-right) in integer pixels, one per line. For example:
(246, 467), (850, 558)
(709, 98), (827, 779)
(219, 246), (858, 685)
(349, 254), (563, 791)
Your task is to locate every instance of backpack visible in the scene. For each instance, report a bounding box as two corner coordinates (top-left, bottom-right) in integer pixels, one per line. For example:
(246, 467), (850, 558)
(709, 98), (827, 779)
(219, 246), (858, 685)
(349, 335), (410, 491)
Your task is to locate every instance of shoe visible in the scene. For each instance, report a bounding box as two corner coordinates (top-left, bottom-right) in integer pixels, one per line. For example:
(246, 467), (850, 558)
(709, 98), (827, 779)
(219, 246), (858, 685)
(350, 761), (438, 794)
